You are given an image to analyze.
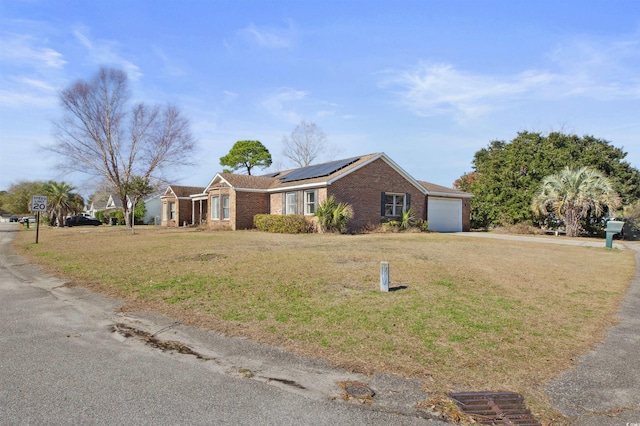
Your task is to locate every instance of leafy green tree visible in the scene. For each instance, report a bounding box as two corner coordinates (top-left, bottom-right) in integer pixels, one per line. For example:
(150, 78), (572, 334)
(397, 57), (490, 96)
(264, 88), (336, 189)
(458, 132), (640, 229)
(532, 167), (621, 237)
(121, 175), (154, 232)
(1, 181), (46, 214)
(134, 200), (147, 224)
(220, 140), (272, 175)
(43, 181), (80, 227)
(69, 193), (85, 215)
(314, 195), (353, 233)
(0, 190), (6, 213)
(622, 200), (640, 238)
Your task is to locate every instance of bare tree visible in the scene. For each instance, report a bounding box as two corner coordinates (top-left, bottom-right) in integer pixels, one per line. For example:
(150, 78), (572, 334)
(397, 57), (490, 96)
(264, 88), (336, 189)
(50, 67), (195, 228)
(282, 121), (327, 167)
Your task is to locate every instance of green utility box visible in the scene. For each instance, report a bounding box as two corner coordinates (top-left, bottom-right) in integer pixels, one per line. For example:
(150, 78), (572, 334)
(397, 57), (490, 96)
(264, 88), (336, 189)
(605, 220), (624, 248)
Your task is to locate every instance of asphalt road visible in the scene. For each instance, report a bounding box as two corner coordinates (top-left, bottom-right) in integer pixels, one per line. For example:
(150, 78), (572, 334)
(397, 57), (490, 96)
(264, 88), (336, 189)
(0, 224), (441, 425)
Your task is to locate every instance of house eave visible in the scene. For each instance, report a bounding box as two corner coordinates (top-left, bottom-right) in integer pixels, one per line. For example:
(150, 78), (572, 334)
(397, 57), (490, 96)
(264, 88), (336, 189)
(428, 191), (474, 198)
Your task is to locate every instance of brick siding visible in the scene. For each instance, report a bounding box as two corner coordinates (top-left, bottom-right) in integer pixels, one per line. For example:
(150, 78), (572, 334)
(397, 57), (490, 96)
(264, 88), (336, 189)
(236, 191), (269, 229)
(328, 158), (426, 232)
(161, 197), (200, 227)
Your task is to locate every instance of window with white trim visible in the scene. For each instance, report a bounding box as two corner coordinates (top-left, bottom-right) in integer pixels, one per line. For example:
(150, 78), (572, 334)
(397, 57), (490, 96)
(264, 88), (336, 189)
(285, 192), (298, 214)
(222, 195), (230, 219)
(211, 196), (219, 220)
(304, 190), (317, 215)
(384, 193), (405, 217)
(169, 201), (176, 220)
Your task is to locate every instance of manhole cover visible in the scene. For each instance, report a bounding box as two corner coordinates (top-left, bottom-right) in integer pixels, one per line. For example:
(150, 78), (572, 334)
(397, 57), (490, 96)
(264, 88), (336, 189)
(448, 391), (541, 425)
(339, 381), (375, 399)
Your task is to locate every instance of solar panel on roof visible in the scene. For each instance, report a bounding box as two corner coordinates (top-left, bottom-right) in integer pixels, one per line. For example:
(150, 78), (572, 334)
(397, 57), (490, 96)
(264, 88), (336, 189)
(279, 157), (360, 183)
(261, 172), (281, 178)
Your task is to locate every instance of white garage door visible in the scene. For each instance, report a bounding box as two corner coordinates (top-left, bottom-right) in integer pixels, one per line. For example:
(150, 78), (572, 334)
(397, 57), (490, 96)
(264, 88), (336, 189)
(428, 197), (462, 232)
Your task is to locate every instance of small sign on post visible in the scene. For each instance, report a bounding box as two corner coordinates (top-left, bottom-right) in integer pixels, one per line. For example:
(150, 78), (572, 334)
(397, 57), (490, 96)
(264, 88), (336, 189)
(30, 195), (47, 244)
(380, 261), (390, 292)
(31, 195), (48, 213)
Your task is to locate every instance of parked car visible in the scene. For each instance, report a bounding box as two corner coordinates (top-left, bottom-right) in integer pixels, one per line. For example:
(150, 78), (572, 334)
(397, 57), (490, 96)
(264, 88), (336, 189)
(9, 215), (19, 222)
(20, 216), (36, 224)
(65, 215), (102, 227)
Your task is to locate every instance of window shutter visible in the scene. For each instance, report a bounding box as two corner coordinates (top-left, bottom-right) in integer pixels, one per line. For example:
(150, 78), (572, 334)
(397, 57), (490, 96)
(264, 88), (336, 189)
(406, 193), (411, 209)
(381, 192), (386, 216)
(282, 193), (285, 215)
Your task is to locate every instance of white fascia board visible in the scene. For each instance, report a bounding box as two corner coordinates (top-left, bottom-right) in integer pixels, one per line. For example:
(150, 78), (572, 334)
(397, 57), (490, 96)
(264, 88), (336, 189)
(231, 187), (270, 193)
(204, 174), (229, 192)
(427, 191), (474, 198)
(266, 182), (326, 192)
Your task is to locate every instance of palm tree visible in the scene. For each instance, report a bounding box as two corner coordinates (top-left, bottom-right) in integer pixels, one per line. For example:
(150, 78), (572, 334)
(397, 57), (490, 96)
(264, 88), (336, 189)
(314, 195), (354, 233)
(532, 167), (620, 237)
(43, 181), (77, 227)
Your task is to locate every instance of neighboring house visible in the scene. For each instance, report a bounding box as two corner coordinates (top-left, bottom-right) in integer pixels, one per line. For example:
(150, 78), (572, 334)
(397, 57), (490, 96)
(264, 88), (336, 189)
(199, 152), (472, 232)
(141, 194), (162, 225)
(0, 214), (15, 223)
(86, 198), (107, 218)
(161, 185), (207, 227)
(86, 194), (122, 218)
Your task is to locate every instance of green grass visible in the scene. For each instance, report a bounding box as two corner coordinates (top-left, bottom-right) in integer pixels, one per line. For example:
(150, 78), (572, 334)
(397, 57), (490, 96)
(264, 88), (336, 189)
(12, 225), (636, 423)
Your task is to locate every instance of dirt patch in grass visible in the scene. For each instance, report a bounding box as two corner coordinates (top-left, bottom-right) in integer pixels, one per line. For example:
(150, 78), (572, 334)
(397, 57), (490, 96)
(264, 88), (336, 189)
(14, 226), (635, 423)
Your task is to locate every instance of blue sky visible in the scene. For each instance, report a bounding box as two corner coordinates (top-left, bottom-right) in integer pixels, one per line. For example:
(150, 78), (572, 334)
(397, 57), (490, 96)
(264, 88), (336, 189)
(1, 0), (639, 196)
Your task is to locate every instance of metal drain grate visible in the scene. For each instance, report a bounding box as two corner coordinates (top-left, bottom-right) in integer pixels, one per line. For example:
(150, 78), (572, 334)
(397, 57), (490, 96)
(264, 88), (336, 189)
(448, 391), (541, 425)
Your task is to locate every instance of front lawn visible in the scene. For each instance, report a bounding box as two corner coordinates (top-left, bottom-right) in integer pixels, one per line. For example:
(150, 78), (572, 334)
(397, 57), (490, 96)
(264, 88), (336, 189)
(14, 226), (636, 423)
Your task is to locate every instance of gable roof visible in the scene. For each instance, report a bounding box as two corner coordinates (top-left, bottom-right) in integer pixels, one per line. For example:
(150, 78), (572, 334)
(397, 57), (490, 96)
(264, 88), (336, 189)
(107, 195), (123, 208)
(89, 200), (108, 210)
(163, 185), (205, 198)
(205, 153), (427, 194)
(418, 180), (473, 198)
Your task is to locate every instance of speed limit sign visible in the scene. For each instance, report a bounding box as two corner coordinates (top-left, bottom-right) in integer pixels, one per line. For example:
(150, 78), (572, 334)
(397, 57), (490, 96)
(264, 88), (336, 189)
(31, 195), (48, 212)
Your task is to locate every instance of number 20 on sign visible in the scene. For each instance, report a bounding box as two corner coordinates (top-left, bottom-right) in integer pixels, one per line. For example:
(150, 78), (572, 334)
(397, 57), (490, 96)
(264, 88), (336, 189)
(31, 195), (48, 212)
(30, 195), (47, 244)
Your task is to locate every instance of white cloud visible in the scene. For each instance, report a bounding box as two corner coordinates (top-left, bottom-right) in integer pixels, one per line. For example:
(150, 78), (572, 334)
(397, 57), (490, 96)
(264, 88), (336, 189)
(547, 34), (640, 100)
(260, 88), (308, 123)
(381, 63), (556, 121)
(0, 88), (57, 109)
(223, 90), (238, 101)
(73, 27), (142, 81)
(0, 75), (59, 109)
(151, 45), (185, 78)
(382, 38), (640, 122)
(13, 76), (56, 92)
(240, 21), (296, 49)
(0, 34), (66, 69)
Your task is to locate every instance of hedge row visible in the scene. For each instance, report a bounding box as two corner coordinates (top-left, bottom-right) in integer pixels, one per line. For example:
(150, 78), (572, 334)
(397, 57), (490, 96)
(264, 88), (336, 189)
(254, 214), (313, 234)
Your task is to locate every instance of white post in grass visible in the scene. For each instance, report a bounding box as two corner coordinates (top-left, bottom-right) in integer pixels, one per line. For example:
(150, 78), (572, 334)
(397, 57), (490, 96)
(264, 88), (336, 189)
(380, 261), (389, 292)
